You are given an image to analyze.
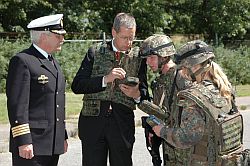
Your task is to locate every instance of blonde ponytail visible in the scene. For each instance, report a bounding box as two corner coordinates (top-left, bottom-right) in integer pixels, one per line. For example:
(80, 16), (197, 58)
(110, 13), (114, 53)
(208, 61), (233, 101)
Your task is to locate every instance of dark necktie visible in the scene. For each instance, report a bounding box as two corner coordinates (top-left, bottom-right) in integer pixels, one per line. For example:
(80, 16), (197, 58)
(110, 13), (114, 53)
(115, 51), (120, 61)
(48, 54), (55, 66)
(114, 51), (121, 66)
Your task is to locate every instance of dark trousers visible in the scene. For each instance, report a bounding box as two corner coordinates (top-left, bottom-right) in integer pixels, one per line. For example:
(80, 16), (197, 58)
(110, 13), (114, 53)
(12, 154), (59, 166)
(79, 114), (134, 166)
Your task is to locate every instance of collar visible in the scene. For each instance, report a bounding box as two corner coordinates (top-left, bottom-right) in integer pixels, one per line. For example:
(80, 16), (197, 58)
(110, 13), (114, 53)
(33, 44), (49, 59)
(111, 39), (118, 52)
(111, 39), (125, 53)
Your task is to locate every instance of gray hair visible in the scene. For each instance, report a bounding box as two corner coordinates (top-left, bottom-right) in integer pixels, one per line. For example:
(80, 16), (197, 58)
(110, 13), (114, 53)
(113, 13), (136, 32)
(30, 30), (50, 44)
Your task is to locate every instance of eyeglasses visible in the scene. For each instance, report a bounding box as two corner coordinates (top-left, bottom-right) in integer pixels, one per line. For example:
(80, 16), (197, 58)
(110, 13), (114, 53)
(116, 33), (135, 41)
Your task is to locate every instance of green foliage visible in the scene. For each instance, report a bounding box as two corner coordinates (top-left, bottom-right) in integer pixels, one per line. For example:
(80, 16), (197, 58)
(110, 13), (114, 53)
(0, 39), (30, 93)
(0, 0), (87, 34)
(0, 0), (53, 32)
(55, 41), (92, 90)
(209, 0), (250, 40)
(0, 40), (250, 94)
(131, 0), (173, 37)
(0, 40), (92, 92)
(1, 0), (249, 42)
(0, 92), (84, 124)
(214, 45), (250, 85)
(164, 0), (250, 42)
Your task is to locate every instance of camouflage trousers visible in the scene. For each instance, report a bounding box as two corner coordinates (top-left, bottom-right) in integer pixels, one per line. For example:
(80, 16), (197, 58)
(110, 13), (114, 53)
(163, 143), (250, 166)
(162, 141), (191, 166)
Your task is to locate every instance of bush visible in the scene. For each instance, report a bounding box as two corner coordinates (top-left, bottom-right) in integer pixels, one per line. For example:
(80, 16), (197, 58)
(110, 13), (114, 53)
(0, 39), (92, 92)
(0, 39), (250, 93)
(0, 39), (30, 93)
(214, 45), (250, 85)
(55, 41), (92, 90)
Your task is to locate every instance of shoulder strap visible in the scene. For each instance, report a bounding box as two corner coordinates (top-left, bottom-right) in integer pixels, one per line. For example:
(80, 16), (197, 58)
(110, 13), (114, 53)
(178, 84), (231, 124)
(168, 69), (178, 110)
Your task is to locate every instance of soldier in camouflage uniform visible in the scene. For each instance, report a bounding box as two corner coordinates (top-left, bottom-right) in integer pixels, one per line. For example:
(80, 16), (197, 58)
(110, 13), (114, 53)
(71, 13), (149, 166)
(139, 34), (191, 165)
(152, 40), (245, 165)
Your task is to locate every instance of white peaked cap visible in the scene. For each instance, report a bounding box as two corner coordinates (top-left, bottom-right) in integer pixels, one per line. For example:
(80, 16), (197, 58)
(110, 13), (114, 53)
(27, 14), (66, 35)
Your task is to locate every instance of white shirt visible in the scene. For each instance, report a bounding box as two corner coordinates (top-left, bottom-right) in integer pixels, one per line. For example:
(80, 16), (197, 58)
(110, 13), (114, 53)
(33, 43), (49, 59)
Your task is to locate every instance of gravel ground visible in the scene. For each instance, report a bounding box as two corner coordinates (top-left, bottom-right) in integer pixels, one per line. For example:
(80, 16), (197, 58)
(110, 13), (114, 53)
(0, 96), (249, 166)
(0, 127), (152, 166)
(58, 127), (152, 166)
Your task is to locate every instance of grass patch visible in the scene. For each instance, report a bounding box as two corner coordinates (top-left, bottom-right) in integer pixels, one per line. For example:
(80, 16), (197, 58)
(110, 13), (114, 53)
(239, 105), (247, 110)
(235, 84), (250, 97)
(1, 85), (250, 124)
(65, 92), (82, 118)
(0, 92), (83, 124)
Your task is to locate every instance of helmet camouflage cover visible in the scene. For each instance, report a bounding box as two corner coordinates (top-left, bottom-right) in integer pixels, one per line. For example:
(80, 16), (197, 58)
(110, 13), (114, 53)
(140, 34), (176, 58)
(176, 40), (215, 68)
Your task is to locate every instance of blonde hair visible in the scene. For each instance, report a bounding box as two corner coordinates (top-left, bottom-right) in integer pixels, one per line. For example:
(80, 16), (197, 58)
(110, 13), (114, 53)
(207, 61), (233, 101)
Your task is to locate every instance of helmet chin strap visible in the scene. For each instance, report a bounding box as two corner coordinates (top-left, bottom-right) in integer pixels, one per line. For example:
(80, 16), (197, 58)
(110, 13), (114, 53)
(157, 56), (171, 73)
(188, 60), (212, 82)
(188, 68), (197, 82)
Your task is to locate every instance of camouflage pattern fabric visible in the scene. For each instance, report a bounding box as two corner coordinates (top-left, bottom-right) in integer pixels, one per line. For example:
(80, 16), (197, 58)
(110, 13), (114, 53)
(140, 34), (176, 58)
(160, 81), (243, 166)
(176, 40), (214, 68)
(151, 67), (192, 166)
(138, 100), (169, 120)
(81, 43), (141, 116)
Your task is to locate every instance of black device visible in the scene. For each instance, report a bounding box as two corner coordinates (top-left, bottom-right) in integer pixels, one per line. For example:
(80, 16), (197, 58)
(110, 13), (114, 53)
(124, 76), (139, 86)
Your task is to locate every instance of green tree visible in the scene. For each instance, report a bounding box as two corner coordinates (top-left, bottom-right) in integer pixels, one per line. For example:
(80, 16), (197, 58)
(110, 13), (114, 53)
(0, 0), (249, 42)
(214, 45), (250, 85)
(0, 39), (29, 93)
(0, 0), (53, 32)
(0, 0), (88, 34)
(164, 0), (250, 43)
(131, 0), (173, 38)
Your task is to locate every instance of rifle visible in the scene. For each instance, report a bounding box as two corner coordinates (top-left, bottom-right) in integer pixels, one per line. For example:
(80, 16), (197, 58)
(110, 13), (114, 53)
(138, 100), (169, 120)
(141, 116), (162, 166)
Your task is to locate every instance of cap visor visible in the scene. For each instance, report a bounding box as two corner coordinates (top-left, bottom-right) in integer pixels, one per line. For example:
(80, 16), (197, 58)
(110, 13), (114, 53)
(50, 29), (66, 35)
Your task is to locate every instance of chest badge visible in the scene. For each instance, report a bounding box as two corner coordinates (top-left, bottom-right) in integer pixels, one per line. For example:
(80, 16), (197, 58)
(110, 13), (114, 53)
(38, 75), (49, 84)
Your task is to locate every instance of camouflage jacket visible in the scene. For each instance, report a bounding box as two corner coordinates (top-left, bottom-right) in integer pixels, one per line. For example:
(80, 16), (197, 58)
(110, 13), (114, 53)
(81, 42), (142, 116)
(152, 67), (188, 126)
(151, 67), (191, 166)
(160, 80), (243, 165)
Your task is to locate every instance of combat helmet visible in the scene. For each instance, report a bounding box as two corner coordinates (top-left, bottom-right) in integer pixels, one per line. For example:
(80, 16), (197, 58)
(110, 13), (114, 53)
(176, 40), (214, 68)
(140, 34), (176, 58)
(176, 40), (215, 81)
